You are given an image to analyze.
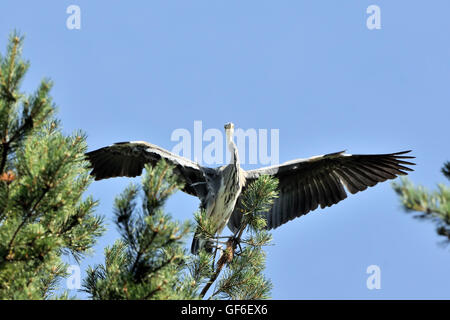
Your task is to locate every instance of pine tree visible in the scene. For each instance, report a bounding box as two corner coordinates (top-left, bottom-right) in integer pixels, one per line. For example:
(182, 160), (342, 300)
(392, 161), (450, 243)
(0, 32), (105, 299)
(83, 160), (278, 300)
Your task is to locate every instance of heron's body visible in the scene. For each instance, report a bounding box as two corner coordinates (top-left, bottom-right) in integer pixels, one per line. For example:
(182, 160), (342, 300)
(191, 125), (246, 252)
(206, 165), (245, 233)
(86, 123), (416, 254)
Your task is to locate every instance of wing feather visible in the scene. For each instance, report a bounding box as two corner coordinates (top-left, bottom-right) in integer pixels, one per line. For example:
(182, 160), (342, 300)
(312, 176), (325, 209)
(303, 180), (311, 214)
(308, 176), (319, 212)
(86, 141), (210, 197)
(228, 150), (415, 231)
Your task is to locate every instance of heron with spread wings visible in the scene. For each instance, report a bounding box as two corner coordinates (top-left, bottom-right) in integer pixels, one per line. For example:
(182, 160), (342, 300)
(86, 123), (415, 254)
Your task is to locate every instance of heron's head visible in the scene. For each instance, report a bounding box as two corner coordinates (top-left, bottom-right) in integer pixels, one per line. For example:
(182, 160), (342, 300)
(224, 122), (234, 139)
(224, 122), (234, 131)
(224, 122), (234, 145)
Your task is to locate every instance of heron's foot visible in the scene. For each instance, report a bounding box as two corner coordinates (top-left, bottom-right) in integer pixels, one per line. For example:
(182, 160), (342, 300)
(204, 241), (223, 251)
(207, 234), (243, 256)
(210, 235), (233, 240)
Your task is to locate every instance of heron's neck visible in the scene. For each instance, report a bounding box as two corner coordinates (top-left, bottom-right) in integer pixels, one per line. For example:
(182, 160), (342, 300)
(226, 131), (239, 166)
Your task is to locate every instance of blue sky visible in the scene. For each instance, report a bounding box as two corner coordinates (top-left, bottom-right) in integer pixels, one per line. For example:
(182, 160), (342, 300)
(1, 1), (450, 299)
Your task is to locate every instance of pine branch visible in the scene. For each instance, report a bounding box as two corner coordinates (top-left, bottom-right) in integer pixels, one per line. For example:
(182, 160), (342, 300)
(393, 167), (450, 244)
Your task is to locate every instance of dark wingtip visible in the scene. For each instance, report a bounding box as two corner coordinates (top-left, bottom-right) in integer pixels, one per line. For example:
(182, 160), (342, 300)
(389, 150), (416, 169)
(389, 150), (415, 160)
(389, 150), (416, 173)
(391, 150), (412, 155)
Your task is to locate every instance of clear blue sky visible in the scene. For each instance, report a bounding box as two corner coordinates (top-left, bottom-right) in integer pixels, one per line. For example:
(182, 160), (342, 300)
(1, 1), (450, 299)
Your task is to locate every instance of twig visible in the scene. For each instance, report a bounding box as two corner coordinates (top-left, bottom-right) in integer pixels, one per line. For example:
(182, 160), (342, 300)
(199, 219), (248, 299)
(200, 239), (233, 299)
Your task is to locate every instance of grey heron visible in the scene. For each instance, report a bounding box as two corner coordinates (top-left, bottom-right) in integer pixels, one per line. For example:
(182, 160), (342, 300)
(86, 123), (415, 254)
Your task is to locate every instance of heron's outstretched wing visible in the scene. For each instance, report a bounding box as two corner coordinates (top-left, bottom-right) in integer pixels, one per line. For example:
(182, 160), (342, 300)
(86, 141), (212, 197)
(228, 150), (415, 231)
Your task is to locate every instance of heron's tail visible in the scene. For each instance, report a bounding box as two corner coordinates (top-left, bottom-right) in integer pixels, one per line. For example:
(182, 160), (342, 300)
(190, 236), (203, 255)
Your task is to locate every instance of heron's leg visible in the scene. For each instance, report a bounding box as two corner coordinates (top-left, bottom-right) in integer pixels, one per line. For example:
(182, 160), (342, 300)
(210, 235), (233, 239)
(208, 233), (239, 241)
(211, 237), (220, 269)
(211, 244), (224, 268)
(229, 222), (247, 256)
(232, 228), (242, 240)
(211, 246), (217, 269)
(209, 232), (243, 256)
